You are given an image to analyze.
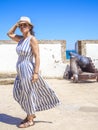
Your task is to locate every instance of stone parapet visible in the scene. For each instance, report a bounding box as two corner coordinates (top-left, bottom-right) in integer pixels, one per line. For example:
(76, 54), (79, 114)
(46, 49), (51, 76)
(0, 40), (66, 78)
(76, 40), (98, 69)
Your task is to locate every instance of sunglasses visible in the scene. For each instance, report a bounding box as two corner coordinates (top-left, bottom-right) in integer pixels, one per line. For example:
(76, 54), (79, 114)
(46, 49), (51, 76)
(19, 23), (29, 28)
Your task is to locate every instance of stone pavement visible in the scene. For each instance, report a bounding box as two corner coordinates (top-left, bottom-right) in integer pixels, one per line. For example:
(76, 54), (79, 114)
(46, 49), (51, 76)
(0, 79), (98, 130)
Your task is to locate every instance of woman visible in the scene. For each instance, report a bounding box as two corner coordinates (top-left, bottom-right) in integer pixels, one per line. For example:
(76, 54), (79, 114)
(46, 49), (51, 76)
(7, 16), (60, 128)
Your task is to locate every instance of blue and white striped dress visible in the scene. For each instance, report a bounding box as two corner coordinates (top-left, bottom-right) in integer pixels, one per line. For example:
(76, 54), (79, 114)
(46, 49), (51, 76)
(13, 36), (60, 115)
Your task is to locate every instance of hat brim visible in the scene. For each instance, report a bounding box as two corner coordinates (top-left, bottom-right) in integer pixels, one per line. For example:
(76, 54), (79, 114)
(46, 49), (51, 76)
(18, 21), (33, 26)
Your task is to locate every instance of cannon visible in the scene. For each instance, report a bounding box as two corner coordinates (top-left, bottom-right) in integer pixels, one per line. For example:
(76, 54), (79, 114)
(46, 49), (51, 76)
(64, 52), (98, 83)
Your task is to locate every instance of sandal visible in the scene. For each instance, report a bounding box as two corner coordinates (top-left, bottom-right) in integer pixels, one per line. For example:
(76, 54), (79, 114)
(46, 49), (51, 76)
(18, 120), (35, 128)
(20, 115), (36, 124)
(20, 117), (28, 124)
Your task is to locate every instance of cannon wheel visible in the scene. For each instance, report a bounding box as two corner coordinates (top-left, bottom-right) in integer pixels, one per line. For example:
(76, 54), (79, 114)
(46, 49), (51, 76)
(73, 74), (78, 83)
(96, 76), (98, 82)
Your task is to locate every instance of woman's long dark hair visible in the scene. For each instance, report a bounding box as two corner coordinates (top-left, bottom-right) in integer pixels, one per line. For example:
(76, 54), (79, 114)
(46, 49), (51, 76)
(30, 26), (35, 36)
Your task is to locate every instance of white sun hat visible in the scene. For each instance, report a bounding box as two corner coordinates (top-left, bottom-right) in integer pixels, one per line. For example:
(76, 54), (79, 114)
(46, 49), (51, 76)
(18, 16), (33, 26)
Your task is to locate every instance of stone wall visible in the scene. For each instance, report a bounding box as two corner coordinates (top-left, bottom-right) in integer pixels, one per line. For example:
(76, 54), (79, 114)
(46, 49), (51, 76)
(75, 40), (98, 69)
(0, 40), (66, 78)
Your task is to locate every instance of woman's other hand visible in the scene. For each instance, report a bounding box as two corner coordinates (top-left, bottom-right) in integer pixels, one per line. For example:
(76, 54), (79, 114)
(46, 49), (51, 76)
(32, 73), (38, 82)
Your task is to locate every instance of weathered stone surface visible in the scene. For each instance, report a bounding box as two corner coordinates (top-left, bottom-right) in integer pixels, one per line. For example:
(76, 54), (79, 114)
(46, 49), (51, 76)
(0, 78), (14, 85)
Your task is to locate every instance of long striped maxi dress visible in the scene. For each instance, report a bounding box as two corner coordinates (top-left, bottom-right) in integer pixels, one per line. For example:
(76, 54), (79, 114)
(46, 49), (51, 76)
(13, 36), (60, 115)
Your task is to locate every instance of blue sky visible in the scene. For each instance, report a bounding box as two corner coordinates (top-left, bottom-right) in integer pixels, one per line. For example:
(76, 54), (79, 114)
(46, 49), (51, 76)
(0, 0), (98, 49)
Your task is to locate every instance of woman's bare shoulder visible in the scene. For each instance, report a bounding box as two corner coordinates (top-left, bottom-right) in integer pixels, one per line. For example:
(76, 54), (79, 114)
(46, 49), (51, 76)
(30, 36), (38, 45)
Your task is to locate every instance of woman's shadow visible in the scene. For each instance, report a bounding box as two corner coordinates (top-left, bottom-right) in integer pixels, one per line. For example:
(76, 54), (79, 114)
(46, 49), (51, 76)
(0, 113), (52, 126)
(0, 113), (21, 125)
